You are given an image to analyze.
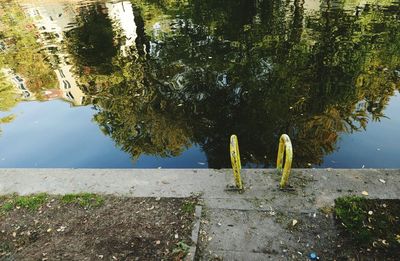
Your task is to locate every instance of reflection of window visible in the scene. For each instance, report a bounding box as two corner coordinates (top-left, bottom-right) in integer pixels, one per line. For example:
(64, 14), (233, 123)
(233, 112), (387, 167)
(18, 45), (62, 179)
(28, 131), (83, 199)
(58, 69), (65, 78)
(19, 83), (26, 90)
(22, 91), (30, 98)
(66, 92), (75, 100)
(62, 80), (71, 89)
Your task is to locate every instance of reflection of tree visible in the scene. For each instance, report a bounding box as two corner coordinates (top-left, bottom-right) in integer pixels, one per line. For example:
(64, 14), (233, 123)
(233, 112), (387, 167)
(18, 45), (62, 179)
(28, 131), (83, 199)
(0, 72), (19, 134)
(0, 2), (58, 96)
(65, 5), (117, 75)
(67, 0), (399, 167)
(90, 54), (193, 158)
(64, 4), (192, 159)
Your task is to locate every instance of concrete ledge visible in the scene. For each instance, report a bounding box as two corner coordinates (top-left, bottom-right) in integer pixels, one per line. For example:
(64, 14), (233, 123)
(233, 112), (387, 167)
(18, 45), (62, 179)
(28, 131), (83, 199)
(0, 169), (399, 209)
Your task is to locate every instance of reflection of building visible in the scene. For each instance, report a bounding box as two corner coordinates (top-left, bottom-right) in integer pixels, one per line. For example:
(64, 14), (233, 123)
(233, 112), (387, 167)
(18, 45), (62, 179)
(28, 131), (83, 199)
(20, 1), (140, 104)
(22, 2), (85, 106)
(1, 68), (34, 100)
(55, 64), (85, 104)
(106, 1), (137, 57)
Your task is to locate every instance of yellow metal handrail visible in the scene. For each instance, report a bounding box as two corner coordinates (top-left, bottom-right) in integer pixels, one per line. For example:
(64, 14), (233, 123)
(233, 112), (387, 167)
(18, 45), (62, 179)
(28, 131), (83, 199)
(276, 134), (293, 188)
(230, 134), (243, 190)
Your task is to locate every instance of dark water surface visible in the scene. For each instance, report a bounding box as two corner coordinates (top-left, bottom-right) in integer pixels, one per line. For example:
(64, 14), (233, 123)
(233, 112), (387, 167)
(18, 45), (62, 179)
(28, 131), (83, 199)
(0, 0), (399, 168)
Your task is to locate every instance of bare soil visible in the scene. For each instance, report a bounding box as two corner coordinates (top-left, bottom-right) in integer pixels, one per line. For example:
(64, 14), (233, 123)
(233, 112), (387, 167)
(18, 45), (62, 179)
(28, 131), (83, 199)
(283, 199), (400, 260)
(0, 195), (197, 260)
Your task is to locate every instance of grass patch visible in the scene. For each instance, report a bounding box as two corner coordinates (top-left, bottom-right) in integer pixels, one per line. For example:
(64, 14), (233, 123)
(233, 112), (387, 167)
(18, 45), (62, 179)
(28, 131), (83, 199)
(181, 201), (196, 214)
(0, 193), (48, 212)
(335, 196), (400, 250)
(61, 193), (104, 208)
(172, 241), (190, 259)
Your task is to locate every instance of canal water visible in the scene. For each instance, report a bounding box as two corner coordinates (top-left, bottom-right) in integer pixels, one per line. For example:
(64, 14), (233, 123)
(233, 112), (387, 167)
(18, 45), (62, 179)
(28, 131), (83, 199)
(0, 0), (399, 168)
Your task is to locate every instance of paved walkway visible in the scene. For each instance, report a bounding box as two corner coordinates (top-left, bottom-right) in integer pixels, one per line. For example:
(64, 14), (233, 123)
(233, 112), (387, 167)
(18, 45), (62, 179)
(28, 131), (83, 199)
(1, 168), (400, 260)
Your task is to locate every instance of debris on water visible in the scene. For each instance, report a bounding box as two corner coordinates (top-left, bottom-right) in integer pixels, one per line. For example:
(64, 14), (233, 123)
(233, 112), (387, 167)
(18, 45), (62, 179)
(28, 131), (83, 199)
(362, 165), (365, 168)
(198, 162), (206, 165)
(309, 252), (318, 260)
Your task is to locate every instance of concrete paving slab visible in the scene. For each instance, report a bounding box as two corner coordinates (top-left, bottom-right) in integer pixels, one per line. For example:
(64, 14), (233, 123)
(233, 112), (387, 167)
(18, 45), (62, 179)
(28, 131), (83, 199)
(1, 169), (399, 203)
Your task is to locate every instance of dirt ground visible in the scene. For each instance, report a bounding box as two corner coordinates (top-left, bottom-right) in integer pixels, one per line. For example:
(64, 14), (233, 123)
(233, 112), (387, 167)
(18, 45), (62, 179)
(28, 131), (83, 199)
(0, 194), (197, 260)
(281, 199), (400, 260)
